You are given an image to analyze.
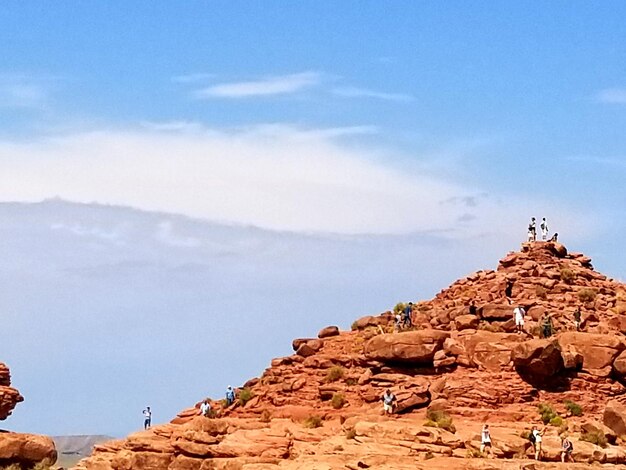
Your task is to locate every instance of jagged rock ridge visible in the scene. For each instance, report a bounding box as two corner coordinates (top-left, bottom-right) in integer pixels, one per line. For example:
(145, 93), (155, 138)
(76, 242), (626, 469)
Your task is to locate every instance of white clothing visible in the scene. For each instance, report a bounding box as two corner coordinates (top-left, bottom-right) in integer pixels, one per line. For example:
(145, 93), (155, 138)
(143, 409), (151, 418)
(533, 429), (542, 443)
(481, 428), (491, 444)
(200, 402), (211, 415)
(383, 403), (393, 413)
(514, 307), (525, 326)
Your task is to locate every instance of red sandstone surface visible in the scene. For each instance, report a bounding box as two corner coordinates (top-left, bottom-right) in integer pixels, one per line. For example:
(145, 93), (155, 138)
(75, 242), (626, 469)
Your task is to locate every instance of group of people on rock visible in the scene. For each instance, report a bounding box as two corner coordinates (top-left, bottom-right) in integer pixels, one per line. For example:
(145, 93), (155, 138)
(481, 424), (573, 462)
(511, 302), (582, 337)
(142, 386), (238, 428)
(394, 302), (414, 331)
(527, 217), (557, 243)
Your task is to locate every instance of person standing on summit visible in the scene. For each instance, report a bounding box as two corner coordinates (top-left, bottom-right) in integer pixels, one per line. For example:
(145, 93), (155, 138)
(143, 406), (152, 429)
(225, 386), (236, 406)
(528, 217), (537, 242)
(541, 217), (549, 241)
(402, 302), (413, 328)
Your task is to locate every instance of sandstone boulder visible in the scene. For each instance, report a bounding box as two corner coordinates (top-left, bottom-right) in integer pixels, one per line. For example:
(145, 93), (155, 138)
(558, 332), (625, 372)
(454, 314), (479, 330)
(613, 350), (626, 378)
(604, 400), (626, 436)
(318, 326), (339, 338)
(478, 304), (513, 321)
(0, 432), (57, 467)
(364, 330), (449, 364)
(512, 339), (564, 383)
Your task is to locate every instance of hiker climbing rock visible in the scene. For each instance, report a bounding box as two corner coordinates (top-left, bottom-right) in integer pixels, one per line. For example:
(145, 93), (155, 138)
(541, 312), (554, 338)
(549, 232), (558, 242)
(528, 217), (537, 242)
(540, 217), (548, 241)
(480, 424), (492, 457)
(529, 425), (546, 461)
(513, 304), (525, 334)
(394, 311), (403, 332)
(505, 279), (514, 299)
(143, 406), (151, 429)
(561, 434), (574, 462)
(225, 386), (236, 406)
(402, 302), (413, 328)
(573, 307), (582, 331)
(381, 389), (397, 416)
(200, 399), (211, 417)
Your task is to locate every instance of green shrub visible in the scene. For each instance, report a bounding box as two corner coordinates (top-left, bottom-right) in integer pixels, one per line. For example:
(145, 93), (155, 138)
(426, 409), (456, 433)
(393, 302), (408, 314)
(578, 288), (597, 303)
(560, 268), (577, 284)
(538, 403), (558, 425)
(581, 430), (608, 448)
(345, 427), (357, 439)
(238, 387), (253, 406)
(564, 400), (583, 417)
(304, 415), (323, 429)
(549, 415), (564, 427)
(331, 393), (346, 409)
(423, 419), (438, 428)
(325, 365), (345, 383)
(33, 460), (54, 470)
(345, 377), (358, 386)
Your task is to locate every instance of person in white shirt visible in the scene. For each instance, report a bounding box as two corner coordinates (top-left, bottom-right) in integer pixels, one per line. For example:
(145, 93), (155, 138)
(200, 399), (211, 417)
(513, 305), (526, 334)
(480, 424), (492, 457)
(532, 426), (546, 460)
(528, 217), (537, 242)
(143, 406), (151, 429)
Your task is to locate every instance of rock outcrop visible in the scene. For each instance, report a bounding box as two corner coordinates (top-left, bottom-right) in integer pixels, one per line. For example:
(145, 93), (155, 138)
(0, 362), (57, 468)
(76, 242), (626, 469)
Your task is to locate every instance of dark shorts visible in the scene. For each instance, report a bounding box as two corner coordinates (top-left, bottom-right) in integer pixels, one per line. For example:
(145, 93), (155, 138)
(482, 442), (492, 447)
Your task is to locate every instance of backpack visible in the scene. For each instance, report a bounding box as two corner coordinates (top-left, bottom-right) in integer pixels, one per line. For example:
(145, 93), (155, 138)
(564, 439), (573, 451)
(528, 431), (536, 444)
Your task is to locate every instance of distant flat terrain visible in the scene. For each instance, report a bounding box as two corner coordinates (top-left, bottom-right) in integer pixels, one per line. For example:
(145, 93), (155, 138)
(52, 435), (114, 468)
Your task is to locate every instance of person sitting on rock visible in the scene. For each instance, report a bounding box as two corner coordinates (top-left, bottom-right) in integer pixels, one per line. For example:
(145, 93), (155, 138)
(381, 389), (397, 416)
(528, 217), (537, 242)
(549, 232), (558, 242)
(541, 313), (554, 338)
(402, 302), (413, 328)
(225, 386), (236, 406)
(480, 424), (492, 457)
(573, 307), (582, 331)
(561, 434), (574, 463)
(200, 399), (211, 417)
(531, 426), (546, 460)
(513, 304), (526, 334)
(469, 300), (477, 316)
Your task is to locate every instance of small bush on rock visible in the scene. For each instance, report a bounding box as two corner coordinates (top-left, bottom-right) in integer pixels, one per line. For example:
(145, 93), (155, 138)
(538, 403), (558, 425)
(581, 430), (608, 448)
(394, 302), (408, 314)
(564, 400), (583, 417)
(578, 288), (597, 303)
(549, 415), (564, 427)
(426, 409), (456, 433)
(326, 366), (345, 383)
(238, 387), (253, 406)
(560, 268), (577, 284)
(331, 393), (346, 409)
(304, 415), (323, 429)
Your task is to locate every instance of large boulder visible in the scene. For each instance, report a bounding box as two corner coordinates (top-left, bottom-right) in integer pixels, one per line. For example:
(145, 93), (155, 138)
(613, 350), (626, 377)
(454, 314), (479, 330)
(604, 400), (626, 436)
(318, 325), (339, 338)
(478, 304), (513, 321)
(558, 332), (626, 374)
(0, 432), (57, 467)
(512, 339), (564, 382)
(363, 330), (449, 364)
(455, 331), (524, 370)
(0, 363), (24, 420)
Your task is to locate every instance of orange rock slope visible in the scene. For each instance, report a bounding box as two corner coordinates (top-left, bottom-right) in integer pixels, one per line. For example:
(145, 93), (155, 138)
(0, 362), (57, 468)
(76, 241), (626, 469)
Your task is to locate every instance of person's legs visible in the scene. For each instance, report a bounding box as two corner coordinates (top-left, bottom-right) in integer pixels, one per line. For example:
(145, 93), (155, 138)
(480, 444), (485, 454)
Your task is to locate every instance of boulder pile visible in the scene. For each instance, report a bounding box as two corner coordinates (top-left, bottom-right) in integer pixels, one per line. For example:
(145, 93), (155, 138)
(76, 241), (626, 469)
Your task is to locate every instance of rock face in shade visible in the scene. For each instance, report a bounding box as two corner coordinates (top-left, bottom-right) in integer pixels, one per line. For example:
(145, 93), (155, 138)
(76, 242), (626, 469)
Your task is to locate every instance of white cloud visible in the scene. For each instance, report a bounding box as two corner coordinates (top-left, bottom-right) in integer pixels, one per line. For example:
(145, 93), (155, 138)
(0, 82), (47, 109)
(332, 86), (413, 102)
(0, 123), (587, 237)
(595, 88), (626, 104)
(194, 72), (322, 98)
(171, 73), (216, 83)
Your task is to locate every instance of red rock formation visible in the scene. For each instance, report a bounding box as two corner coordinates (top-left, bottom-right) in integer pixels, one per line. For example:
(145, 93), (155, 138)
(0, 362), (57, 468)
(76, 242), (626, 469)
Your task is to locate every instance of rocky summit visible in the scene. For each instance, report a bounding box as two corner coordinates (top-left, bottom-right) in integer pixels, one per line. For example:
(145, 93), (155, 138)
(0, 362), (57, 468)
(76, 241), (626, 469)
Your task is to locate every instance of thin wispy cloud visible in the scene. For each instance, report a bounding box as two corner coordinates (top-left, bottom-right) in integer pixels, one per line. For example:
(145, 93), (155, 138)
(194, 72), (322, 99)
(0, 82), (47, 109)
(332, 86), (413, 102)
(595, 88), (626, 104)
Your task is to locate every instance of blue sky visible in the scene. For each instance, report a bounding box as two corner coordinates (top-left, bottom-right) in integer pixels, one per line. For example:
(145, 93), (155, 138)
(1, 2), (625, 435)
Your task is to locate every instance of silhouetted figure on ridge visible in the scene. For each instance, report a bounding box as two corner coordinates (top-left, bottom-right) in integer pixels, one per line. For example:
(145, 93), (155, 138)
(541, 217), (549, 241)
(528, 217), (537, 242)
(549, 232), (558, 242)
(225, 386), (235, 406)
(143, 406), (151, 429)
(402, 302), (413, 328)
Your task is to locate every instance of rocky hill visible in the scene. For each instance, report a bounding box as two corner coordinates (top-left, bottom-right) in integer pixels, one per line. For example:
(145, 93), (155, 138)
(76, 241), (626, 469)
(0, 362), (57, 468)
